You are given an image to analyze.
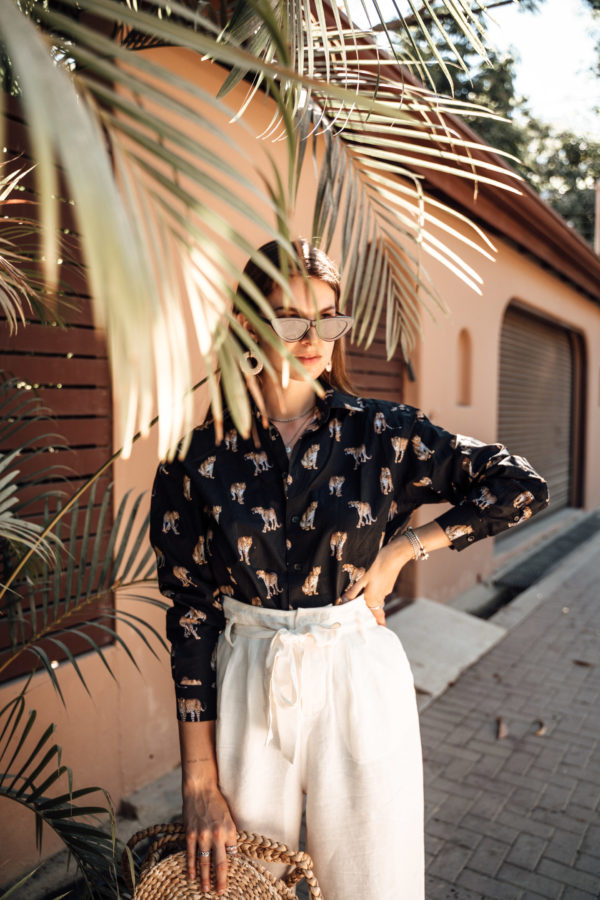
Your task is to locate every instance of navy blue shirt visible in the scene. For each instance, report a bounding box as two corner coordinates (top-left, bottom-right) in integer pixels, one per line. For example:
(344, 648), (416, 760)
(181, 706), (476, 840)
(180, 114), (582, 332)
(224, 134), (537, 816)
(150, 388), (549, 721)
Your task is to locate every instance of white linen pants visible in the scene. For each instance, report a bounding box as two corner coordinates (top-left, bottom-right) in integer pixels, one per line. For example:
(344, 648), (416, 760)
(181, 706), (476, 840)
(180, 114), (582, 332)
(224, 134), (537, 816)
(216, 596), (424, 900)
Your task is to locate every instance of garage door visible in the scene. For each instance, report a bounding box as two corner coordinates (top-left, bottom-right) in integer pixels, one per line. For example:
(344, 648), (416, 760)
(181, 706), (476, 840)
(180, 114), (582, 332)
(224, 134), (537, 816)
(498, 306), (575, 514)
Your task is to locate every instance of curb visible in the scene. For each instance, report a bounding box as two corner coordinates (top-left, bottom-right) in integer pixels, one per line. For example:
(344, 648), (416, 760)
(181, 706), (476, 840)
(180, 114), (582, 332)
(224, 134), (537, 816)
(490, 527), (600, 631)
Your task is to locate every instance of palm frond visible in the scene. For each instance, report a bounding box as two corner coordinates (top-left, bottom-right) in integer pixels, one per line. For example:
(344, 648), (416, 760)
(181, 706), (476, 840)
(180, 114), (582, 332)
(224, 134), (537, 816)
(1, 0), (302, 457)
(0, 866), (40, 899)
(0, 690), (123, 898)
(217, 3), (518, 357)
(0, 482), (161, 692)
(307, 117), (497, 355)
(2, 0), (520, 456)
(0, 165), (38, 334)
(221, 0), (495, 102)
(0, 376), (65, 576)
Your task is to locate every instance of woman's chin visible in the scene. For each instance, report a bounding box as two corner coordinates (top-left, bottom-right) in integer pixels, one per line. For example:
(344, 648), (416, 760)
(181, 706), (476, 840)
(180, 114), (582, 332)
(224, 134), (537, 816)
(266, 357), (331, 386)
(289, 362), (328, 382)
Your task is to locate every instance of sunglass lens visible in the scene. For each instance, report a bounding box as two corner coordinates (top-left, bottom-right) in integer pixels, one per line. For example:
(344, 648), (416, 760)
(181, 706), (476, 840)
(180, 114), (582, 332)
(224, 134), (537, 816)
(271, 318), (307, 342)
(317, 317), (353, 341)
(270, 315), (354, 342)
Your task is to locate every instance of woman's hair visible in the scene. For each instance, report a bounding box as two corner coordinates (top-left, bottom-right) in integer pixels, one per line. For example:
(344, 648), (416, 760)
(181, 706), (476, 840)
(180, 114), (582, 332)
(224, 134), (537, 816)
(236, 239), (355, 395)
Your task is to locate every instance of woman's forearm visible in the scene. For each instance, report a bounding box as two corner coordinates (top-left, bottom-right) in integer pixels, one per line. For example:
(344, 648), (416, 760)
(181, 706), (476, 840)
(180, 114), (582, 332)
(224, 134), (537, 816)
(412, 520), (452, 553)
(178, 719), (219, 791)
(385, 520), (451, 568)
(178, 719), (237, 891)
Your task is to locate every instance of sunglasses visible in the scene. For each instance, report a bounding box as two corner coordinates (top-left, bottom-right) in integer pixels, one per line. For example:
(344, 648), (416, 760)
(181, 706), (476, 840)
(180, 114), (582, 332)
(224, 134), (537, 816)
(261, 314), (354, 342)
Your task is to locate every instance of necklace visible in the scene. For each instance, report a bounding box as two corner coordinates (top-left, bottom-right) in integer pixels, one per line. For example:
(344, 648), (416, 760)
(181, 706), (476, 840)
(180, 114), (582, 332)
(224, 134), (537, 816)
(268, 404), (315, 423)
(274, 410), (315, 455)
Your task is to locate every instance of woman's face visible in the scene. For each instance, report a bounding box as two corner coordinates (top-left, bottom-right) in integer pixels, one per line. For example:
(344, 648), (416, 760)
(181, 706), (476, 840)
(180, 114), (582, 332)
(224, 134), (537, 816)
(259, 275), (337, 383)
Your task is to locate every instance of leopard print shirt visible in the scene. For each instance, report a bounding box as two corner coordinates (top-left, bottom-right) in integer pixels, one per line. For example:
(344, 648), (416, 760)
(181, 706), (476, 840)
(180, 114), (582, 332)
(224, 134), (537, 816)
(150, 388), (548, 721)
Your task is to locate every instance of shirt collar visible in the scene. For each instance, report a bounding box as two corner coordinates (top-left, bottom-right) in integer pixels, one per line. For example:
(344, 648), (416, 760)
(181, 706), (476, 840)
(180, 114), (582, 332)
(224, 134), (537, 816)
(250, 382), (363, 427)
(315, 385), (364, 421)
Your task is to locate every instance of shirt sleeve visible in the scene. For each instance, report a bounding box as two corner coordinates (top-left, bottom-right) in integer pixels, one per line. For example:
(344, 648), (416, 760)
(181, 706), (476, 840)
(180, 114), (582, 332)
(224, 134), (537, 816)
(150, 458), (224, 722)
(401, 411), (550, 550)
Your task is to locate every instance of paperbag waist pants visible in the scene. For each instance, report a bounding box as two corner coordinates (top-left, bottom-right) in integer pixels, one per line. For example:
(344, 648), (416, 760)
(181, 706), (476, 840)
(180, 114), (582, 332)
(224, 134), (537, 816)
(216, 595), (425, 900)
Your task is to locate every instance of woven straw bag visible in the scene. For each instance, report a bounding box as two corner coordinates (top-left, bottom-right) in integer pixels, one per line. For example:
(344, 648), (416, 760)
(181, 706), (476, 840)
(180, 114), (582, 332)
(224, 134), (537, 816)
(123, 823), (323, 899)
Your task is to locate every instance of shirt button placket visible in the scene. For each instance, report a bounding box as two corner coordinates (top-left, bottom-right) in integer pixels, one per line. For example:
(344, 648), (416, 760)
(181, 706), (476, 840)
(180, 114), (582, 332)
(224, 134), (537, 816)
(286, 499), (305, 608)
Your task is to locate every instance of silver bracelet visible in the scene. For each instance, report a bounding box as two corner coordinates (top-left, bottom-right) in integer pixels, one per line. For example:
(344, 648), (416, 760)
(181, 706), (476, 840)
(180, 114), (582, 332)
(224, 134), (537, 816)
(403, 526), (429, 561)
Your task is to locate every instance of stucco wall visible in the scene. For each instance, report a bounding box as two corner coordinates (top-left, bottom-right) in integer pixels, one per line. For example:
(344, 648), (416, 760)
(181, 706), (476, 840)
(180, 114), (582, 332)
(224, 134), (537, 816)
(2, 47), (599, 882)
(404, 221), (600, 603)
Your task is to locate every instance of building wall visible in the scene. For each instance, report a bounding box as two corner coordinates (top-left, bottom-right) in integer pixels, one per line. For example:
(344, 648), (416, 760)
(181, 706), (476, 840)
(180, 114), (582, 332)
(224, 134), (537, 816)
(403, 222), (600, 603)
(2, 48), (600, 881)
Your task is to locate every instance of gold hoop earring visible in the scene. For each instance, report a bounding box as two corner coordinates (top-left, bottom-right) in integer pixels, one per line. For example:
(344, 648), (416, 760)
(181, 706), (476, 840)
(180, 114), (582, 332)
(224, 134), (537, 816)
(241, 351), (264, 375)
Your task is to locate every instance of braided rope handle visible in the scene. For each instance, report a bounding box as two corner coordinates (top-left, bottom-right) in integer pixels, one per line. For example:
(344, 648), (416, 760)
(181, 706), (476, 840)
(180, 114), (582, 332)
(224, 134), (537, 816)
(122, 824), (323, 899)
(237, 832), (322, 898)
(122, 823), (185, 888)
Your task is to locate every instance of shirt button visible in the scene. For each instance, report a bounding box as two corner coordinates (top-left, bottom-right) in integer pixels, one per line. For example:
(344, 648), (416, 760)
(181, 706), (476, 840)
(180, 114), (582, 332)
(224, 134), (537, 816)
(293, 563), (302, 572)
(291, 515), (300, 524)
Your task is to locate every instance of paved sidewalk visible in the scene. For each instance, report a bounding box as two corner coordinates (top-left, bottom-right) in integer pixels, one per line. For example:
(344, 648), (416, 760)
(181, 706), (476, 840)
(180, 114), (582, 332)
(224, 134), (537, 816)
(420, 532), (600, 899)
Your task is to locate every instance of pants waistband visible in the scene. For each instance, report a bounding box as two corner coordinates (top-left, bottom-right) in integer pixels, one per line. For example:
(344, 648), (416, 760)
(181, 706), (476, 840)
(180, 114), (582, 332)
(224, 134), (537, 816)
(222, 594), (375, 633)
(221, 594), (375, 764)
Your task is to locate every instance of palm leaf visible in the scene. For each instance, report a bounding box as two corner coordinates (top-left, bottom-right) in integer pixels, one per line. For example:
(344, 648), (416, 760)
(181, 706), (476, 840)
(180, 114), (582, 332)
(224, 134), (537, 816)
(0, 164), (42, 333)
(0, 867), (41, 900)
(301, 47), (512, 354)
(0, 691), (122, 898)
(0, 376), (64, 571)
(216, 2), (518, 357)
(0, 484), (162, 694)
(0, 0), (300, 457)
(221, 0), (494, 105)
(1, 0), (521, 456)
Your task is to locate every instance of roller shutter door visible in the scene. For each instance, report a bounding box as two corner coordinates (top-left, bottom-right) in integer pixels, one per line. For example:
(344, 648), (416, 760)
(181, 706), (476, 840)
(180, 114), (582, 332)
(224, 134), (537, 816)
(498, 306), (573, 514)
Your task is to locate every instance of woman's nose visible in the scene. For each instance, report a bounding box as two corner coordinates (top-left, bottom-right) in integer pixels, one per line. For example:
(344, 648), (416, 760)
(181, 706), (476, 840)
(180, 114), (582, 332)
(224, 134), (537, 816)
(303, 324), (319, 342)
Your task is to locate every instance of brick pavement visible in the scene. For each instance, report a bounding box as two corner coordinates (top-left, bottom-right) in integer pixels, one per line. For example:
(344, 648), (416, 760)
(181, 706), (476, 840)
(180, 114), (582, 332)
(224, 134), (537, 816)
(421, 533), (600, 900)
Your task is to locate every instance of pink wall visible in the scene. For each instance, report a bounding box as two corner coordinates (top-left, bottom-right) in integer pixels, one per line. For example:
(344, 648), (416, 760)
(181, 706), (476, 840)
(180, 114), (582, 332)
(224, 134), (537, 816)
(404, 215), (600, 603)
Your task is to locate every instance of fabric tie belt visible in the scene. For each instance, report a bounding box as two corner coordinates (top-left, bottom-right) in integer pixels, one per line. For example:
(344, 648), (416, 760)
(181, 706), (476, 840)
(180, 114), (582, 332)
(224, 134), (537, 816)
(223, 614), (349, 764)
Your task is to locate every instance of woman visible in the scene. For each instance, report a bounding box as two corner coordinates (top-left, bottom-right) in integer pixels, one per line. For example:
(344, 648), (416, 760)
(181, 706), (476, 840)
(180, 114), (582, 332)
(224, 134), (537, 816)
(150, 239), (548, 899)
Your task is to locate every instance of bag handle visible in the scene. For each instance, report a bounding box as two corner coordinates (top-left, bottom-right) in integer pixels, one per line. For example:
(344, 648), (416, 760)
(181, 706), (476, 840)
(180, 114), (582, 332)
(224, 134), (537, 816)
(122, 823), (323, 899)
(237, 832), (322, 897)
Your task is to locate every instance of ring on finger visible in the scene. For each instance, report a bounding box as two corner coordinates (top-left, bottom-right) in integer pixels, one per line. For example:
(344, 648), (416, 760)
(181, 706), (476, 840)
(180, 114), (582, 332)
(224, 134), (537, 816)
(199, 850), (211, 858)
(367, 603), (384, 610)
(225, 845), (238, 856)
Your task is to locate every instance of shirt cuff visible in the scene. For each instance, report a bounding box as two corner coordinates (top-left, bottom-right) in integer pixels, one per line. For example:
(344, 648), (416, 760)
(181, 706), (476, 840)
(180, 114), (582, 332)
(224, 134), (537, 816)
(435, 505), (483, 551)
(174, 682), (217, 722)
(171, 631), (220, 722)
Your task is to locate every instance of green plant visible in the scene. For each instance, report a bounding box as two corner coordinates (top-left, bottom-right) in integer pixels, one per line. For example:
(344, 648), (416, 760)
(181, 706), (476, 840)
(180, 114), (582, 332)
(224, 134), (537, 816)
(0, 374), (163, 898)
(0, 684), (122, 898)
(0, 0), (520, 458)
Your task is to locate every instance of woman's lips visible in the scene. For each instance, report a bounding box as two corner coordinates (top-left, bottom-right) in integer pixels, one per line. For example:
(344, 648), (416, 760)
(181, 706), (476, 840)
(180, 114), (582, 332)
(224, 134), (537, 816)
(297, 355), (322, 364)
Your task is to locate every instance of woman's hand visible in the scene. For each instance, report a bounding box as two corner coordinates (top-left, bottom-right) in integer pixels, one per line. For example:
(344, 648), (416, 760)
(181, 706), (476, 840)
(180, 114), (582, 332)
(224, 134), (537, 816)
(182, 781), (237, 894)
(342, 536), (413, 625)
(178, 719), (237, 894)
